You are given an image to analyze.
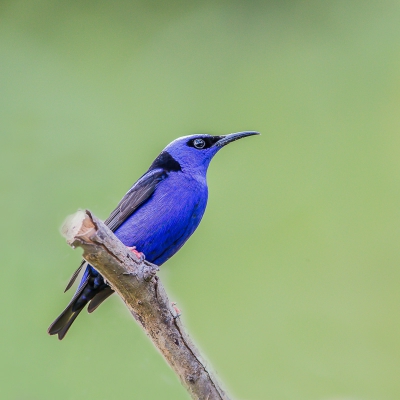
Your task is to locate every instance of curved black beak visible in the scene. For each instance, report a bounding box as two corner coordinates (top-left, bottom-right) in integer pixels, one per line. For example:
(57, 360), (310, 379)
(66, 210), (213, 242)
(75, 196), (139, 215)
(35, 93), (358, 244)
(215, 131), (260, 147)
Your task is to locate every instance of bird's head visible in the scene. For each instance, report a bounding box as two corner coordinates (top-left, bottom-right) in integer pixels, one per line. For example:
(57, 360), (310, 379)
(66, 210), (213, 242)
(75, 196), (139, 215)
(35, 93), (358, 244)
(159, 131), (260, 175)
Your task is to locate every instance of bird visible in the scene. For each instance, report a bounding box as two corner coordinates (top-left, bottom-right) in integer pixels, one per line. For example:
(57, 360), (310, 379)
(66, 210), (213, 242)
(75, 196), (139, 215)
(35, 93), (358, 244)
(48, 131), (259, 340)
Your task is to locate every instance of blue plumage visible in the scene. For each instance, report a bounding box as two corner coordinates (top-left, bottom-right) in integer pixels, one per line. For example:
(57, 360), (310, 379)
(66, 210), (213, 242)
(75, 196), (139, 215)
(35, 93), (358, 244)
(48, 132), (259, 339)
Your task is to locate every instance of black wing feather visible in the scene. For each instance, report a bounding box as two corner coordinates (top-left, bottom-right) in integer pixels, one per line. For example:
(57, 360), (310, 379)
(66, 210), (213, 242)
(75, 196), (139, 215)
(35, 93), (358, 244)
(105, 168), (167, 232)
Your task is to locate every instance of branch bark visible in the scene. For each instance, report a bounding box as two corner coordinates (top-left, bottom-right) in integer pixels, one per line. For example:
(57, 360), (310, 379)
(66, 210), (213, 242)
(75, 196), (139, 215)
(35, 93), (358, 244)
(61, 210), (230, 400)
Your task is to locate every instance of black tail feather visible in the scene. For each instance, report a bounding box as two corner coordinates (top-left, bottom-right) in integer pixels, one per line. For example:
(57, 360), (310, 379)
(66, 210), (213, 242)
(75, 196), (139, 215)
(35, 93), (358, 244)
(48, 275), (90, 340)
(88, 287), (114, 313)
(64, 260), (86, 293)
(48, 299), (85, 337)
(49, 267), (111, 340)
(57, 307), (84, 340)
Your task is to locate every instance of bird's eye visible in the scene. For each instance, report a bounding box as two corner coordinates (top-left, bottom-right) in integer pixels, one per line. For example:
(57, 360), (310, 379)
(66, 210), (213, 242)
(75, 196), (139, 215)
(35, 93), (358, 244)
(193, 138), (205, 149)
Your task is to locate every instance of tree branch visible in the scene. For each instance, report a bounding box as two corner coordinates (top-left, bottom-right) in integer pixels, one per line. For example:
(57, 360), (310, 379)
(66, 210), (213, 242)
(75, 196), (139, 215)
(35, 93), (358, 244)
(61, 210), (230, 400)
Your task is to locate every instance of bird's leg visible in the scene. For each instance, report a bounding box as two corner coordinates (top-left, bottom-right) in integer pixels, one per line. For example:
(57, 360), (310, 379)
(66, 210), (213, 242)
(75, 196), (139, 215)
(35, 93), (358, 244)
(171, 302), (181, 319)
(126, 246), (145, 262)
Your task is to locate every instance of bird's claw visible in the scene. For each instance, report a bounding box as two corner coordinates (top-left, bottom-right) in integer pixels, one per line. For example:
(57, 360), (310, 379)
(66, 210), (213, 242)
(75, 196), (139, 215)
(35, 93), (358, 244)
(127, 246), (145, 262)
(172, 302), (181, 319)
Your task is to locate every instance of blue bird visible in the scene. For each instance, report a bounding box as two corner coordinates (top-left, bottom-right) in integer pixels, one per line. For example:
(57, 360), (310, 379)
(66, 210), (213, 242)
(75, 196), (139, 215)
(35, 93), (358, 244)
(48, 131), (259, 339)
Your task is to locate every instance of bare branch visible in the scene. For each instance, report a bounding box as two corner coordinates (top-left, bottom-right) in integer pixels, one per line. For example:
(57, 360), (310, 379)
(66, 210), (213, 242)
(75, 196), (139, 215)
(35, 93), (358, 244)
(61, 210), (230, 400)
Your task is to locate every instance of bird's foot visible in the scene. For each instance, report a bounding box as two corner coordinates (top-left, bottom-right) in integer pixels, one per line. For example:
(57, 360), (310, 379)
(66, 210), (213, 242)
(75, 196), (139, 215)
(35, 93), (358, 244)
(171, 302), (181, 319)
(127, 246), (145, 262)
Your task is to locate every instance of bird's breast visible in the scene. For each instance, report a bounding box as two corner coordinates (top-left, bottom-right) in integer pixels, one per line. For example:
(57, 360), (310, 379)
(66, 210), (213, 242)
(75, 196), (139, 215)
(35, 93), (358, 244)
(114, 172), (208, 265)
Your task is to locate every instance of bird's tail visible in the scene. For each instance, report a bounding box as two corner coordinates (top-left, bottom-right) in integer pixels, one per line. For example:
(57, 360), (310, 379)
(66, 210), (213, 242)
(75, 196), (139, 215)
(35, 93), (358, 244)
(47, 274), (91, 340)
(47, 301), (84, 340)
(48, 269), (113, 340)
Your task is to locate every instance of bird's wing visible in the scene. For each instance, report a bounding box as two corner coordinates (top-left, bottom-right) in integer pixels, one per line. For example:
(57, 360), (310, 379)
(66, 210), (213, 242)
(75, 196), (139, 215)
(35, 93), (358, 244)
(105, 168), (168, 231)
(64, 168), (168, 292)
(64, 260), (86, 292)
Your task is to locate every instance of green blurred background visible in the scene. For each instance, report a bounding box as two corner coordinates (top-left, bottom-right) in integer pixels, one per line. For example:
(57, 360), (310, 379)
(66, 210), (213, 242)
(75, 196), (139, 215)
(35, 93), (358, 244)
(1, 1), (400, 399)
